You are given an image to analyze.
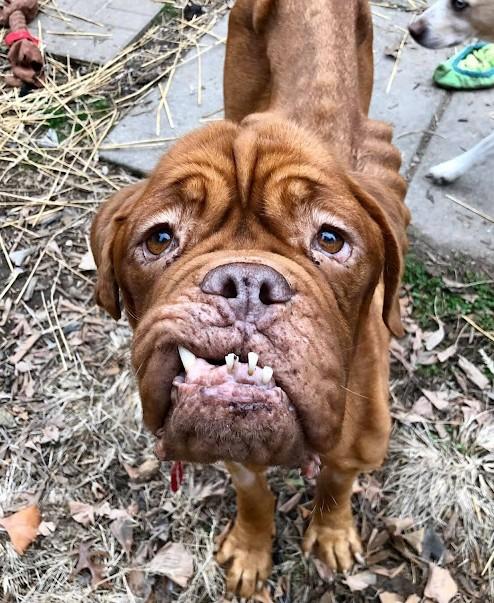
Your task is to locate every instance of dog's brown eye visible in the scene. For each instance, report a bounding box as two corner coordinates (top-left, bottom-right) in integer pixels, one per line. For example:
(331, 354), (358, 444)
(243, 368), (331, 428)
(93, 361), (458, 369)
(146, 227), (174, 255)
(452, 0), (468, 10)
(317, 228), (344, 254)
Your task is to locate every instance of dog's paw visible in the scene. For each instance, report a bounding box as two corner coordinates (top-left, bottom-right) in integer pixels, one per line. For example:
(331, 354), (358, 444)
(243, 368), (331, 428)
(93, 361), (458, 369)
(426, 160), (463, 185)
(303, 519), (363, 572)
(216, 523), (272, 598)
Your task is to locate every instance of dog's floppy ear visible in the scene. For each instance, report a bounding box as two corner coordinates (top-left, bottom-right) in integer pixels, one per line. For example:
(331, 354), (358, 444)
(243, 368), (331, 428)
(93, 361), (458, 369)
(349, 174), (410, 338)
(90, 180), (146, 320)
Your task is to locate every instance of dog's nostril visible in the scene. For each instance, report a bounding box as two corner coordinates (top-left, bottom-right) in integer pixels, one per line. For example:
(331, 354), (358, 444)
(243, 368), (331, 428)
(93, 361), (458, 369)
(259, 281), (275, 305)
(201, 262), (293, 308)
(222, 277), (238, 299)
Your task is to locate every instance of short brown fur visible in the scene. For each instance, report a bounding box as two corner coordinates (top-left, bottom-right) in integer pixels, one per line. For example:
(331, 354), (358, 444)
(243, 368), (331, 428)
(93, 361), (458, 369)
(91, 0), (410, 597)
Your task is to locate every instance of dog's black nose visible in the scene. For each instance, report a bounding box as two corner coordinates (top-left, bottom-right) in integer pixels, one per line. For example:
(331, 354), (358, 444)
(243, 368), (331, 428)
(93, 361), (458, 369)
(408, 19), (427, 43)
(201, 262), (293, 316)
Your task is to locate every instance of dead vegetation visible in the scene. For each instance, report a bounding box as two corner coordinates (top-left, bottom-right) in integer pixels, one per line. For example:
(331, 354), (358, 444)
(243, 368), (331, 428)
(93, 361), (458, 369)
(0, 0), (493, 601)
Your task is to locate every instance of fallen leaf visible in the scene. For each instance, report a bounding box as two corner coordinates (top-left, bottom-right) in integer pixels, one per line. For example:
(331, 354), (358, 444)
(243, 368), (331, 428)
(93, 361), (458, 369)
(279, 491), (303, 513)
(410, 396), (434, 419)
(127, 569), (153, 599)
(78, 250), (96, 271)
(367, 528), (390, 553)
(424, 565), (457, 603)
(147, 542), (194, 587)
(480, 348), (494, 376)
(9, 247), (34, 267)
(97, 501), (131, 521)
(367, 549), (392, 566)
(384, 517), (415, 535)
(72, 541), (108, 589)
(380, 593), (403, 603)
(421, 389), (449, 411)
(40, 424), (60, 443)
(0, 505), (41, 554)
(0, 408), (16, 428)
(416, 351), (438, 366)
(402, 528), (425, 555)
(458, 356), (489, 390)
(188, 480), (226, 501)
(424, 323), (445, 351)
(38, 521), (56, 536)
(435, 422), (448, 439)
(442, 276), (492, 290)
(372, 563), (405, 578)
(344, 571), (377, 591)
(477, 425), (494, 452)
(8, 331), (41, 365)
(127, 501), (139, 516)
(360, 475), (383, 507)
(452, 368), (468, 393)
(69, 501), (95, 526)
(123, 458), (160, 482)
(437, 343), (457, 363)
(110, 518), (133, 554)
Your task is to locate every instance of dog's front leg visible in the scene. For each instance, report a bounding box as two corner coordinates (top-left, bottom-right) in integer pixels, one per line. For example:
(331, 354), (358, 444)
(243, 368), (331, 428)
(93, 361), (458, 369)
(217, 462), (275, 598)
(303, 465), (363, 572)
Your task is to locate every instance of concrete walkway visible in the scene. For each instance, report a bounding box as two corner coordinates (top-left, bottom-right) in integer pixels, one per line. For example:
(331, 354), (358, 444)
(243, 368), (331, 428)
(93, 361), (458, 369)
(34, 0), (164, 64)
(101, 6), (494, 263)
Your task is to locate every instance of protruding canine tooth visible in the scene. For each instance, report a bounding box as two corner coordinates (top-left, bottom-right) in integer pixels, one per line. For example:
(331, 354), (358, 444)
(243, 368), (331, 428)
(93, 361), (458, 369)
(225, 353), (235, 372)
(262, 366), (273, 385)
(178, 346), (196, 373)
(247, 352), (258, 376)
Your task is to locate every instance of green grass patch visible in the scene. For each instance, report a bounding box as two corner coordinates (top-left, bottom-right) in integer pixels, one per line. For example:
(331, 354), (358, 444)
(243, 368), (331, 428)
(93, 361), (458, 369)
(404, 255), (494, 332)
(160, 4), (180, 18)
(44, 96), (111, 140)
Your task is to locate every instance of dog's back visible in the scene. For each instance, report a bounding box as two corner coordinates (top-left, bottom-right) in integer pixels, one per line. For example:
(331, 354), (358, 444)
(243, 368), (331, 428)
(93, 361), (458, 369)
(225, 0), (409, 247)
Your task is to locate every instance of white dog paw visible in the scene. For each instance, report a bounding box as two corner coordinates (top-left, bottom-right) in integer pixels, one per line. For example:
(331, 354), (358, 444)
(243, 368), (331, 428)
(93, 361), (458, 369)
(426, 160), (463, 185)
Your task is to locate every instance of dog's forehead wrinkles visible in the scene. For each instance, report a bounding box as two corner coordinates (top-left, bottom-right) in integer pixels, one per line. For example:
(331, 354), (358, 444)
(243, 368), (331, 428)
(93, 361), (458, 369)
(232, 127), (260, 208)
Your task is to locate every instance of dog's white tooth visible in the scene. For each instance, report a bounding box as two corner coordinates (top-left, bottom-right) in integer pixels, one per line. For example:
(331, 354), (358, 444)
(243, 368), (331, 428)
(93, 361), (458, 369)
(225, 353), (235, 372)
(178, 346), (196, 373)
(247, 352), (258, 375)
(262, 366), (273, 384)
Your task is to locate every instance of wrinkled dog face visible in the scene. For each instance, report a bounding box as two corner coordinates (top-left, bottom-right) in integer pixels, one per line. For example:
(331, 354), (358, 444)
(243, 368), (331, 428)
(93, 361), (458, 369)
(91, 117), (401, 468)
(409, 0), (494, 48)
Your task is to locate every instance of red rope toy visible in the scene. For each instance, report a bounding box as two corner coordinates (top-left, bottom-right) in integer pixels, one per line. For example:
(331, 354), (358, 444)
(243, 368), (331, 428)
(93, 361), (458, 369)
(1, 0), (44, 91)
(5, 29), (39, 46)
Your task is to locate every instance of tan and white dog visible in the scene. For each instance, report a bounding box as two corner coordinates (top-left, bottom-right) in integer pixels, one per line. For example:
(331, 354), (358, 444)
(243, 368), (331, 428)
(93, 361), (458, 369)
(409, 0), (494, 184)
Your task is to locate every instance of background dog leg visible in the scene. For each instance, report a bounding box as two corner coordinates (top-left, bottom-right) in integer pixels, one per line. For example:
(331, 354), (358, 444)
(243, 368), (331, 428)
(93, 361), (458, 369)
(303, 465), (363, 572)
(428, 131), (494, 185)
(216, 462), (275, 598)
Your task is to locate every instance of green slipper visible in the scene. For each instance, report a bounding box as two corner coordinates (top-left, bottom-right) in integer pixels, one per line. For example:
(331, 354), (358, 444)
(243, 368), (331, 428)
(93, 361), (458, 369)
(433, 42), (494, 90)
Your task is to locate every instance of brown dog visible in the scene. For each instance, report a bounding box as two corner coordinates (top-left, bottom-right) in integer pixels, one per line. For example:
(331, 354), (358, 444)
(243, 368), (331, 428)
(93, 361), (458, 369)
(91, 0), (410, 597)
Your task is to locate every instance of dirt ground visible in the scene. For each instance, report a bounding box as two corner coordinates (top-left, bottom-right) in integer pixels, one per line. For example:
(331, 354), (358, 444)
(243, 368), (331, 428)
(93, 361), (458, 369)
(0, 1), (493, 602)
